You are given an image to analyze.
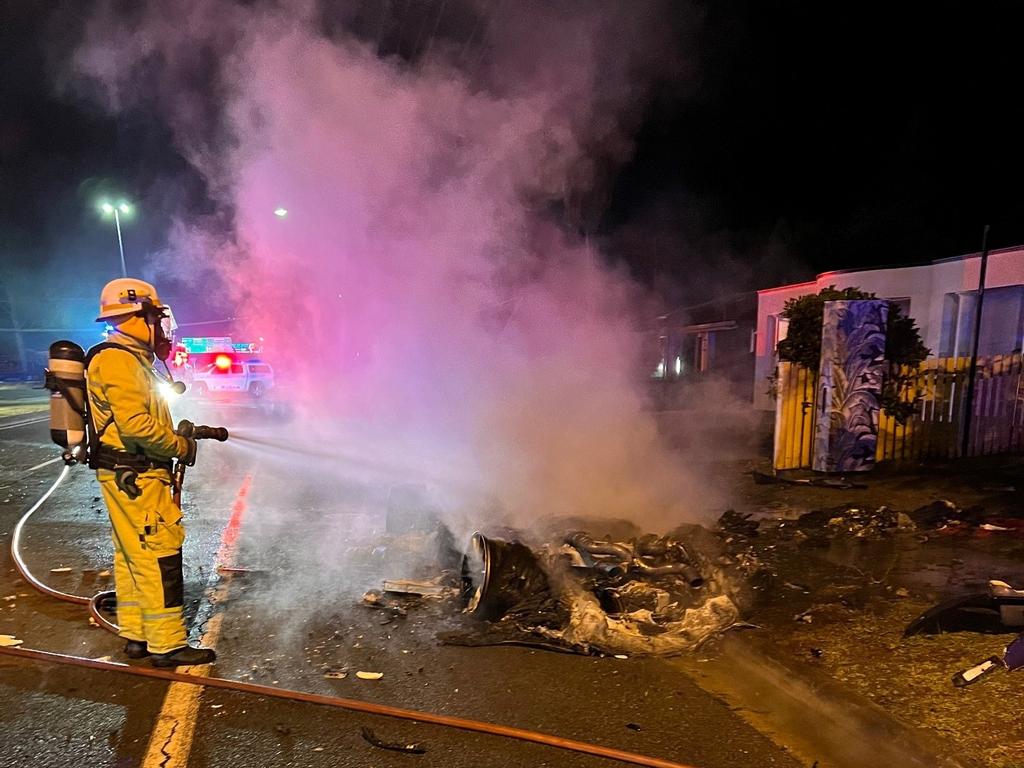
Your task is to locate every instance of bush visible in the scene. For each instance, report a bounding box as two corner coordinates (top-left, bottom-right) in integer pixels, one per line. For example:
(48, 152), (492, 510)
(776, 286), (930, 424)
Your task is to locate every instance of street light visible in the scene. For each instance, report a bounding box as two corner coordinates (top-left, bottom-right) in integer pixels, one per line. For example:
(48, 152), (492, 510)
(98, 199), (134, 277)
(273, 207), (288, 218)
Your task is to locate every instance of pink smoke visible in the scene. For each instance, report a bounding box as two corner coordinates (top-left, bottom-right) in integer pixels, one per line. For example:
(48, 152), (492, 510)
(72, 0), (721, 527)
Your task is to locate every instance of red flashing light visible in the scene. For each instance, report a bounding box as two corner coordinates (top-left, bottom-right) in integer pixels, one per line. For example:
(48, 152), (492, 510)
(214, 354), (233, 371)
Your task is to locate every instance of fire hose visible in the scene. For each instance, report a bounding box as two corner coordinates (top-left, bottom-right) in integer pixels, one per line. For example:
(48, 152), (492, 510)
(6, 468), (700, 768)
(10, 464), (119, 634)
(11, 422), (230, 636)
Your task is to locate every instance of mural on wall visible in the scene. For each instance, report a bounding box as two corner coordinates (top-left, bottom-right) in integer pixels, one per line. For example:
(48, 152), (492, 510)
(813, 300), (889, 472)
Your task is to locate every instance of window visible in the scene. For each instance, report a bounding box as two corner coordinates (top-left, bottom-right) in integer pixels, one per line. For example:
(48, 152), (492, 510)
(888, 297), (911, 318)
(939, 286), (1024, 358)
(776, 316), (789, 344)
(230, 364), (243, 375)
(939, 293), (960, 357)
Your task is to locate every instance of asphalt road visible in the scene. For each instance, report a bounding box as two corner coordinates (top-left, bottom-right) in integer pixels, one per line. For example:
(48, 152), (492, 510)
(0, 403), (801, 768)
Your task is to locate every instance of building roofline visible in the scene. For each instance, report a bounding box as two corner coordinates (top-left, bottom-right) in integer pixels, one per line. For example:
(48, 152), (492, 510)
(758, 244), (1024, 295)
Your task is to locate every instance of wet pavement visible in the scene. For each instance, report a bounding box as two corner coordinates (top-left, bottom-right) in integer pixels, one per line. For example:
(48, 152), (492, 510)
(720, 465), (1024, 768)
(0, 407), (801, 768)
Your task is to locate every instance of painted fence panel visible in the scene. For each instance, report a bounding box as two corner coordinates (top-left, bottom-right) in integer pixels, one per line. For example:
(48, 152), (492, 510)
(772, 362), (817, 470)
(773, 354), (1024, 470)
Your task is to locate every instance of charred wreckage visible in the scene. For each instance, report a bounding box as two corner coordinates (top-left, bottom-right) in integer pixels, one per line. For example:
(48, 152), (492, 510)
(451, 530), (741, 656)
(368, 508), (746, 658)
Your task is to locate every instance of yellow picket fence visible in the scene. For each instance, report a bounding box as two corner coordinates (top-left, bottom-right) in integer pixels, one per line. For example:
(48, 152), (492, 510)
(773, 354), (1024, 470)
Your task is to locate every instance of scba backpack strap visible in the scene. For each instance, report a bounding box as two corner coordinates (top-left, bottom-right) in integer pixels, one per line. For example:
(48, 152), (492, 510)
(83, 342), (147, 470)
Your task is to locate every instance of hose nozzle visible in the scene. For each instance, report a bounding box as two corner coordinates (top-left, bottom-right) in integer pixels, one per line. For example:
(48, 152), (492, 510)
(176, 420), (229, 441)
(193, 425), (229, 441)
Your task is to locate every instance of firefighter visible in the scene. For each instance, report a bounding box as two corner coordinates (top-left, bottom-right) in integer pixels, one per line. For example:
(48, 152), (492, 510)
(88, 278), (215, 667)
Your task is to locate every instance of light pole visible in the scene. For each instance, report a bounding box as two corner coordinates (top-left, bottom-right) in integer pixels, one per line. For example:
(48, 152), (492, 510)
(99, 200), (133, 277)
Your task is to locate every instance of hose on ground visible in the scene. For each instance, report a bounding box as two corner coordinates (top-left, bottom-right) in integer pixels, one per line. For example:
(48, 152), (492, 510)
(0, 644), (697, 768)
(10, 465), (120, 635)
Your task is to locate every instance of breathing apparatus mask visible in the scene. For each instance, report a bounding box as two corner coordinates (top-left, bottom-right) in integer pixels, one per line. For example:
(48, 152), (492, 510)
(118, 300), (184, 397)
(139, 300), (174, 362)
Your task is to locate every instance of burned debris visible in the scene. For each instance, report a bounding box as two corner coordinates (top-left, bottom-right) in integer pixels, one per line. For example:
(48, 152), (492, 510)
(447, 529), (740, 657)
(796, 504), (914, 539)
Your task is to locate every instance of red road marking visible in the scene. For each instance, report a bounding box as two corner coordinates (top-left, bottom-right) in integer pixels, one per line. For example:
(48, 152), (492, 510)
(215, 474), (251, 568)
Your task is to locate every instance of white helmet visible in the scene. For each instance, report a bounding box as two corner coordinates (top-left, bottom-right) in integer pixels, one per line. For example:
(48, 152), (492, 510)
(96, 278), (165, 322)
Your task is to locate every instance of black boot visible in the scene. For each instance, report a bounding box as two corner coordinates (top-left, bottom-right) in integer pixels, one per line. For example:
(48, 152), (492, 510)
(124, 640), (150, 659)
(150, 645), (217, 668)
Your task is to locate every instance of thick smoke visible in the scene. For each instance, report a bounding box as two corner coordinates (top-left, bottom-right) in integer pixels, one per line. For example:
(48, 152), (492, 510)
(69, 0), (727, 532)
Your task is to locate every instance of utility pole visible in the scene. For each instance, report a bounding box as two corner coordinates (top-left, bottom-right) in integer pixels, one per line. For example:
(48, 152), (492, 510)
(960, 224), (990, 457)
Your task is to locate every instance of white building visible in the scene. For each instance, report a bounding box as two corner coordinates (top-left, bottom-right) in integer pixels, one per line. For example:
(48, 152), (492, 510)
(754, 245), (1024, 410)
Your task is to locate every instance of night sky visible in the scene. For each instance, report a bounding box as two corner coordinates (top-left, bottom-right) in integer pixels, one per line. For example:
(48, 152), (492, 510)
(4, 1), (1024, 308)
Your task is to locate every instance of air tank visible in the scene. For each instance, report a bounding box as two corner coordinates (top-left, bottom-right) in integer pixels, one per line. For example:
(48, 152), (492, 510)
(46, 340), (86, 452)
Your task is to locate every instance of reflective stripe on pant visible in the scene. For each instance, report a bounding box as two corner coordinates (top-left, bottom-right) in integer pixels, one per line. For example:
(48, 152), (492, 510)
(98, 470), (187, 654)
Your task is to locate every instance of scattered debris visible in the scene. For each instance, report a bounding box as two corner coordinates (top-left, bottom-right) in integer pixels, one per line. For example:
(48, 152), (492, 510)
(717, 509), (760, 537)
(360, 726), (427, 754)
(97, 570), (111, 578)
(750, 471), (867, 490)
(626, 723), (642, 731)
(797, 504), (913, 538)
(49, 567), (72, 573)
(905, 580), (1024, 636)
(0, 635), (24, 647)
(953, 655), (1005, 688)
(356, 671), (383, 680)
(360, 590), (409, 622)
(383, 579), (446, 597)
(323, 669), (348, 680)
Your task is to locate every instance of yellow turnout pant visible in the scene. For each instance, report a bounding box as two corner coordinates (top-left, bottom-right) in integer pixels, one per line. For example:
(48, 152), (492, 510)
(98, 470), (187, 654)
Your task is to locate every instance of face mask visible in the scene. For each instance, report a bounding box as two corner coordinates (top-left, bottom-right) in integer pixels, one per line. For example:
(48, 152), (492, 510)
(153, 320), (172, 361)
(140, 304), (173, 361)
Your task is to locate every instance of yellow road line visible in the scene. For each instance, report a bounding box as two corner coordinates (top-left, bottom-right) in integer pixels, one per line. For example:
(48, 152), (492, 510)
(141, 607), (227, 767)
(141, 474), (251, 768)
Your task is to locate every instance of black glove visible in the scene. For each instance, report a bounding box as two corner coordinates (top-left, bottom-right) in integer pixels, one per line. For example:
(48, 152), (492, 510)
(180, 437), (198, 467)
(113, 466), (142, 500)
